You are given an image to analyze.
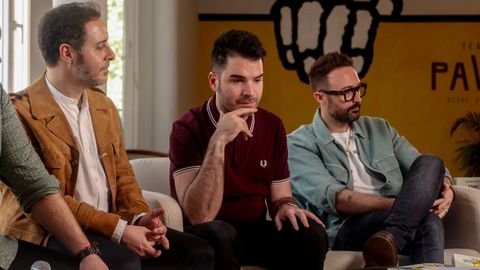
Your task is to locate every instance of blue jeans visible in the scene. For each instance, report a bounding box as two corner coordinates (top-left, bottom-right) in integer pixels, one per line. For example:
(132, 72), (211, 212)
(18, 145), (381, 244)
(332, 154), (445, 264)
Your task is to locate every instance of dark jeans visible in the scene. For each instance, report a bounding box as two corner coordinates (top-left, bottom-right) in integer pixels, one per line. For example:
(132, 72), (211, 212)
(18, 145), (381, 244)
(47, 228), (214, 270)
(8, 239), (78, 270)
(332, 154), (445, 264)
(185, 218), (328, 270)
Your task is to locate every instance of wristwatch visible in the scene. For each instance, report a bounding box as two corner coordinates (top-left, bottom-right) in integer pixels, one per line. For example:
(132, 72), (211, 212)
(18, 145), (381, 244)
(76, 242), (102, 262)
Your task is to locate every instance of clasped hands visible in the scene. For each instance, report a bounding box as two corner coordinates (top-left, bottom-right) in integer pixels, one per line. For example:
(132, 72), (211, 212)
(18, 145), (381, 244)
(121, 208), (169, 258)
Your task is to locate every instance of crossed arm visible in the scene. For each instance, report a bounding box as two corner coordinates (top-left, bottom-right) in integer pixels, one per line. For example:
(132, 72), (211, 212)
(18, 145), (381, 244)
(335, 177), (454, 219)
(287, 123), (454, 220)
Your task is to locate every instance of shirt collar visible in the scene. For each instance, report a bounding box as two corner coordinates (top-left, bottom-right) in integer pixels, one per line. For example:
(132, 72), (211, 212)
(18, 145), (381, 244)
(312, 107), (364, 144)
(45, 75), (89, 109)
(206, 95), (255, 134)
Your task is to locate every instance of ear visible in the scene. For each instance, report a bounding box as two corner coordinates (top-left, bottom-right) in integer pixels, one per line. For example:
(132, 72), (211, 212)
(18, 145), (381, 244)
(313, 91), (324, 104)
(58, 43), (74, 65)
(208, 71), (218, 92)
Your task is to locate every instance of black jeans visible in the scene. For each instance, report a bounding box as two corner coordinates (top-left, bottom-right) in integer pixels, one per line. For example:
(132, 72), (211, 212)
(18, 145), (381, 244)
(332, 154), (445, 264)
(8, 239), (78, 270)
(185, 217), (328, 270)
(47, 228), (214, 270)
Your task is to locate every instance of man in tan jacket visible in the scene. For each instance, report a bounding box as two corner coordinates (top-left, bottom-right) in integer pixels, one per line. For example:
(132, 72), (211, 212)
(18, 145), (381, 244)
(0, 2), (213, 270)
(0, 24), (107, 270)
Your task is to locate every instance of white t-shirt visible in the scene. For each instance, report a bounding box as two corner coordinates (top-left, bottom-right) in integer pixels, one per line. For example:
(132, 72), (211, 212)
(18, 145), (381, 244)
(332, 128), (383, 195)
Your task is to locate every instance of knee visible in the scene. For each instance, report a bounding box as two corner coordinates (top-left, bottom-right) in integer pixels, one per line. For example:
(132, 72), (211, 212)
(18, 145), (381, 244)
(107, 245), (141, 270)
(199, 220), (239, 248)
(285, 218), (329, 251)
(304, 219), (329, 248)
(414, 154), (445, 174)
(187, 236), (215, 260)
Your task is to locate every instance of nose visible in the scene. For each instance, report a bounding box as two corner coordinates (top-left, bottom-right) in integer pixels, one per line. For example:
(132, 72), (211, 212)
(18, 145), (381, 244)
(352, 89), (362, 103)
(243, 81), (255, 96)
(107, 44), (116, 61)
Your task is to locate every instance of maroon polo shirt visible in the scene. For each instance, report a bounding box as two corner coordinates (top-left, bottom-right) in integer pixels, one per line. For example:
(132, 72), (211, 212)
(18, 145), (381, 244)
(170, 96), (290, 223)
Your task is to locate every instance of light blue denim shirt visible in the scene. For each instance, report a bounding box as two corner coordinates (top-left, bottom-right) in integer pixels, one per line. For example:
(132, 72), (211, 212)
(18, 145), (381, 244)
(287, 109), (451, 246)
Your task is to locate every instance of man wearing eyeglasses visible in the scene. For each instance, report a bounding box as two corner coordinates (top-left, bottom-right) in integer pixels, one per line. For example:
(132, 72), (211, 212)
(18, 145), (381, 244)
(287, 52), (454, 267)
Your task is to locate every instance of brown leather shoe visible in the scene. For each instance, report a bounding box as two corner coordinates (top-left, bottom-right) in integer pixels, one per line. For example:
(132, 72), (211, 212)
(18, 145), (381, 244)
(363, 230), (398, 267)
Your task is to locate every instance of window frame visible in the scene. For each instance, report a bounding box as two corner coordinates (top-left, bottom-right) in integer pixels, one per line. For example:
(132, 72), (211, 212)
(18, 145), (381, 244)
(1, 0), (30, 93)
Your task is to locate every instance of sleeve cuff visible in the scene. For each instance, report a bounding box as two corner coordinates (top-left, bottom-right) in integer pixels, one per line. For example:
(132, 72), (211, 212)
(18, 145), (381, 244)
(327, 184), (348, 214)
(111, 219), (128, 244)
(17, 175), (60, 212)
(130, 213), (147, 225)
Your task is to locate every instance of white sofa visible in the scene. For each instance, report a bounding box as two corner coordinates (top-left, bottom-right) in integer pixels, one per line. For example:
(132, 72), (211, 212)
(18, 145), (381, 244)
(130, 157), (480, 270)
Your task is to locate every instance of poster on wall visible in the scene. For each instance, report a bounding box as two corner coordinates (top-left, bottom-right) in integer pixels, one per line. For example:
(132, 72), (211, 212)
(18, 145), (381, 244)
(196, 0), (480, 176)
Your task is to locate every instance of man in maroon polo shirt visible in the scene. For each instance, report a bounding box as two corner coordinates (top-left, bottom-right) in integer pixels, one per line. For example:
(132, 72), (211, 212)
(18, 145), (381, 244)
(169, 29), (328, 270)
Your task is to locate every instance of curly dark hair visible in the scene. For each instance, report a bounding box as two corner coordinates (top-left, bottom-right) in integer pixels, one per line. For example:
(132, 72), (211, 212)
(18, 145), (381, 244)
(308, 52), (353, 92)
(38, 1), (100, 67)
(211, 29), (266, 72)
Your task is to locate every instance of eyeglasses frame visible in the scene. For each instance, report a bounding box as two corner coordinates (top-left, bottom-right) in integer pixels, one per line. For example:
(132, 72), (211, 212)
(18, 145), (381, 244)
(317, 82), (367, 102)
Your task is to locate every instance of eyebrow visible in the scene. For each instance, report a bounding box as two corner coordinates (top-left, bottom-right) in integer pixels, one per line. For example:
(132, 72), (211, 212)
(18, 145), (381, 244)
(96, 39), (108, 45)
(338, 82), (361, 91)
(229, 74), (264, 79)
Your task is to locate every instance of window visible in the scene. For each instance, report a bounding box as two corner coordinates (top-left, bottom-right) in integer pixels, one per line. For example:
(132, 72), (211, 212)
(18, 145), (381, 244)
(0, 1), (6, 87)
(1, 0), (133, 144)
(0, 0), (30, 92)
(107, 0), (124, 118)
(106, 0), (138, 147)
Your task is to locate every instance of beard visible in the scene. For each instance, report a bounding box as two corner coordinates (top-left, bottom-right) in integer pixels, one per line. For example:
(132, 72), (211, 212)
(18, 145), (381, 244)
(74, 53), (107, 87)
(217, 85), (258, 115)
(329, 102), (361, 124)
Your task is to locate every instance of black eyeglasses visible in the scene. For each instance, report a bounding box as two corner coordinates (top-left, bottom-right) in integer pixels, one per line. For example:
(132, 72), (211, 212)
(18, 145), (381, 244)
(317, 82), (367, 102)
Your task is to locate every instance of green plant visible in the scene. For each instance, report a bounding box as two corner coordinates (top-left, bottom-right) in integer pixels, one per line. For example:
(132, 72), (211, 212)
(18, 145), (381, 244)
(450, 112), (480, 177)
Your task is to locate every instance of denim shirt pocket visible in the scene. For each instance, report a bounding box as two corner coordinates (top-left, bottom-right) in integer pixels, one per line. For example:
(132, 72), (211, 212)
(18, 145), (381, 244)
(372, 154), (403, 192)
(373, 154), (400, 172)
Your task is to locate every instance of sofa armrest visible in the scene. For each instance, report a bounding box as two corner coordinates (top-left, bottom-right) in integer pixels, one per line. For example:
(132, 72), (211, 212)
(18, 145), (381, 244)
(443, 186), (480, 252)
(142, 190), (184, 231)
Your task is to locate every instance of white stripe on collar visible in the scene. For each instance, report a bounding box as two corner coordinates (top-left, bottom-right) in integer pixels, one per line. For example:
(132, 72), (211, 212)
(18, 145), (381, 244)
(207, 97), (255, 134)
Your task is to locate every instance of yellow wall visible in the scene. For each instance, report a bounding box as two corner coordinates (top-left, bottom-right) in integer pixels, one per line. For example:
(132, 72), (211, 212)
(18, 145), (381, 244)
(196, 21), (480, 177)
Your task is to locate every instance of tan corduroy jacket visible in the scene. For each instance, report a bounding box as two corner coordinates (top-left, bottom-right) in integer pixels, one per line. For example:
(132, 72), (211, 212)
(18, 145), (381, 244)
(0, 76), (149, 245)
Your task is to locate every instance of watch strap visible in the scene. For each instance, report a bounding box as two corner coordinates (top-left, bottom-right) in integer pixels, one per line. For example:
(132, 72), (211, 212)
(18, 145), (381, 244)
(76, 242), (102, 262)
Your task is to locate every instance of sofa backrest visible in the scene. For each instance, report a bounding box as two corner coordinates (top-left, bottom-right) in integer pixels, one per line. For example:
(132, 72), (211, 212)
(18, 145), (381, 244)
(443, 185), (480, 251)
(130, 157), (171, 195)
